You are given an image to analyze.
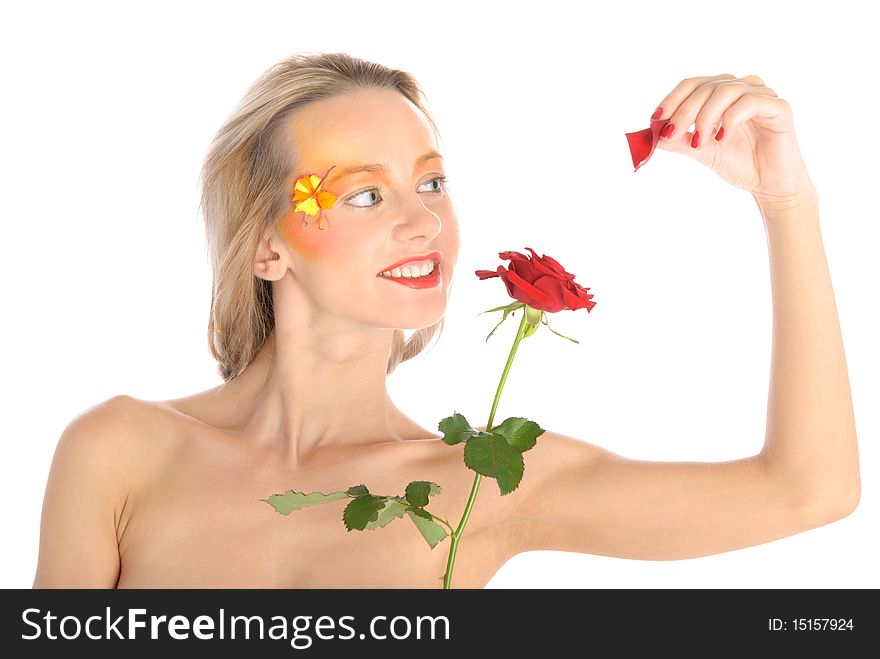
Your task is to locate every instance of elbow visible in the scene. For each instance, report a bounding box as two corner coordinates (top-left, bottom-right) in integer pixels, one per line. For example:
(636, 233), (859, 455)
(799, 477), (860, 526)
(762, 445), (861, 526)
(837, 478), (861, 518)
(831, 458), (862, 520)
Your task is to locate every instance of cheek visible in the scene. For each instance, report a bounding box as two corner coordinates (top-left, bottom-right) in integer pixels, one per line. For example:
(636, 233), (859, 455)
(278, 210), (344, 260)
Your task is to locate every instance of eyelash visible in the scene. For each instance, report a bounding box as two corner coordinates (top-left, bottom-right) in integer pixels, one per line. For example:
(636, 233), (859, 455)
(345, 175), (450, 210)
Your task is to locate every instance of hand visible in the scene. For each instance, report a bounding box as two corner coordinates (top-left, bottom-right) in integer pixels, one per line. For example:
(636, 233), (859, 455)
(652, 74), (817, 205)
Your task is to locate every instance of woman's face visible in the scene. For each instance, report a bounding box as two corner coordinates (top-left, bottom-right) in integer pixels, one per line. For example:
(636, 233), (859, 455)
(274, 87), (460, 331)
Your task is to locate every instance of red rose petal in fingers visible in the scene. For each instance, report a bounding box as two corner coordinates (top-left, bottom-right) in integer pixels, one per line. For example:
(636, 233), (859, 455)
(625, 118), (667, 172)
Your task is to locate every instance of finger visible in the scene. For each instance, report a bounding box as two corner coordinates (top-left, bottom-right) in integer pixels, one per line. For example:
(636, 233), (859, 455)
(652, 73), (737, 123)
(717, 93), (793, 139)
(693, 82), (778, 148)
(660, 77), (771, 148)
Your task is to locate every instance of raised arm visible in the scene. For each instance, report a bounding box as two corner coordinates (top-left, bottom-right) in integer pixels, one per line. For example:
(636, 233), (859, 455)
(500, 188), (859, 561)
(754, 188), (859, 514)
(495, 76), (860, 562)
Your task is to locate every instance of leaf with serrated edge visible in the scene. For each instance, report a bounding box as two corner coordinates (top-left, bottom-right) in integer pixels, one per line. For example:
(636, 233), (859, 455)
(405, 481), (432, 507)
(463, 433), (525, 495)
(342, 495), (387, 531)
(407, 509), (448, 549)
(491, 417), (545, 452)
(438, 411), (480, 445)
(363, 498), (410, 530)
(261, 489), (350, 515)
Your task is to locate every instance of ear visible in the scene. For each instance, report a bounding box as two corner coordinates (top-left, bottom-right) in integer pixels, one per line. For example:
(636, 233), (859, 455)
(253, 229), (289, 282)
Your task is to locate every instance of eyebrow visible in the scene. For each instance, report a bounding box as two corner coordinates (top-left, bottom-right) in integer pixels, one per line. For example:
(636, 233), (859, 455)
(327, 150), (443, 186)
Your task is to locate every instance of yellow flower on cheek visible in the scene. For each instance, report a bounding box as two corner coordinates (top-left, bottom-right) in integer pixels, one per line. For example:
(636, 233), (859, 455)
(290, 164), (337, 231)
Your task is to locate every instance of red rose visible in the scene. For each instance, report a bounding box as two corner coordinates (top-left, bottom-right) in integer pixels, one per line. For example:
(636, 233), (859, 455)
(475, 247), (597, 313)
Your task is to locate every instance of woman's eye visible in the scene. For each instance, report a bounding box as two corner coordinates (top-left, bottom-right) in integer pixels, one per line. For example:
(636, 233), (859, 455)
(347, 188), (382, 208)
(418, 175), (449, 195)
(345, 175), (449, 209)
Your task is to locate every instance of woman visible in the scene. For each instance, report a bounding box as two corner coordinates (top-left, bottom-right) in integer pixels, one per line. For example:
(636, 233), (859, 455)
(32, 53), (860, 588)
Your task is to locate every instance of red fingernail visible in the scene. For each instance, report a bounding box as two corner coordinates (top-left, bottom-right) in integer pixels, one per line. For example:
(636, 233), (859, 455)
(691, 131), (700, 148)
(660, 123), (675, 138)
(715, 127), (724, 141)
(651, 106), (663, 120)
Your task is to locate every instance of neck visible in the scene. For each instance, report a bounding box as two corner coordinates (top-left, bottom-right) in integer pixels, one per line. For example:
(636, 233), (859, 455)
(220, 326), (411, 467)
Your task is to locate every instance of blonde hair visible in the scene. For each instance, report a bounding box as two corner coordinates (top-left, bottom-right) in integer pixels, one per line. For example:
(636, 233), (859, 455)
(199, 52), (446, 382)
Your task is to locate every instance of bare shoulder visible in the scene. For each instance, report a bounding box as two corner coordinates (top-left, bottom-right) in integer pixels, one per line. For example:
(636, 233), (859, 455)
(56, 395), (150, 467)
(59, 394), (170, 470)
(33, 395), (162, 587)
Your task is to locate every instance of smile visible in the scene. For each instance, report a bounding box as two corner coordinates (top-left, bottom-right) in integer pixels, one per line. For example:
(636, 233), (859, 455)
(378, 258), (436, 278)
(377, 260), (441, 289)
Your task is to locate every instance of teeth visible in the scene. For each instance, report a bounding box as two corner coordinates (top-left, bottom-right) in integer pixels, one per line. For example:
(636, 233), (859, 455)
(380, 259), (436, 278)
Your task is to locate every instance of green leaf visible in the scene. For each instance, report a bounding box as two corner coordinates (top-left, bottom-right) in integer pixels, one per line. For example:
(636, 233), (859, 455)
(407, 506), (433, 520)
(342, 494), (387, 531)
(261, 489), (350, 515)
(463, 432), (525, 495)
(438, 411), (481, 445)
(346, 484), (370, 497)
(491, 417), (546, 452)
(363, 497), (410, 530)
(406, 509), (448, 549)
(404, 480), (442, 507)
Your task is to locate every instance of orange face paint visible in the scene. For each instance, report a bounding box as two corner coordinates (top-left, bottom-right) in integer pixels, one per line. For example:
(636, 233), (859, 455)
(278, 163), (341, 260)
(278, 208), (341, 261)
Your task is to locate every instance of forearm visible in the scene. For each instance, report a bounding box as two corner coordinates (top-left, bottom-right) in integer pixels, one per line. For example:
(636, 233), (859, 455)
(755, 187), (860, 516)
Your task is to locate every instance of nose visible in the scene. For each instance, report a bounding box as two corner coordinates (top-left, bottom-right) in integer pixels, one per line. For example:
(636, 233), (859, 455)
(393, 193), (443, 242)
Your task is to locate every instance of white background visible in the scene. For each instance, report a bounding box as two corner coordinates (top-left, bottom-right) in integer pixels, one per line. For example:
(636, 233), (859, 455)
(1, 0), (877, 589)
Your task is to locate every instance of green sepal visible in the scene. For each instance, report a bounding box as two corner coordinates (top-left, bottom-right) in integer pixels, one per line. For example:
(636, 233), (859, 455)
(478, 301), (526, 342)
(541, 315), (579, 344)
